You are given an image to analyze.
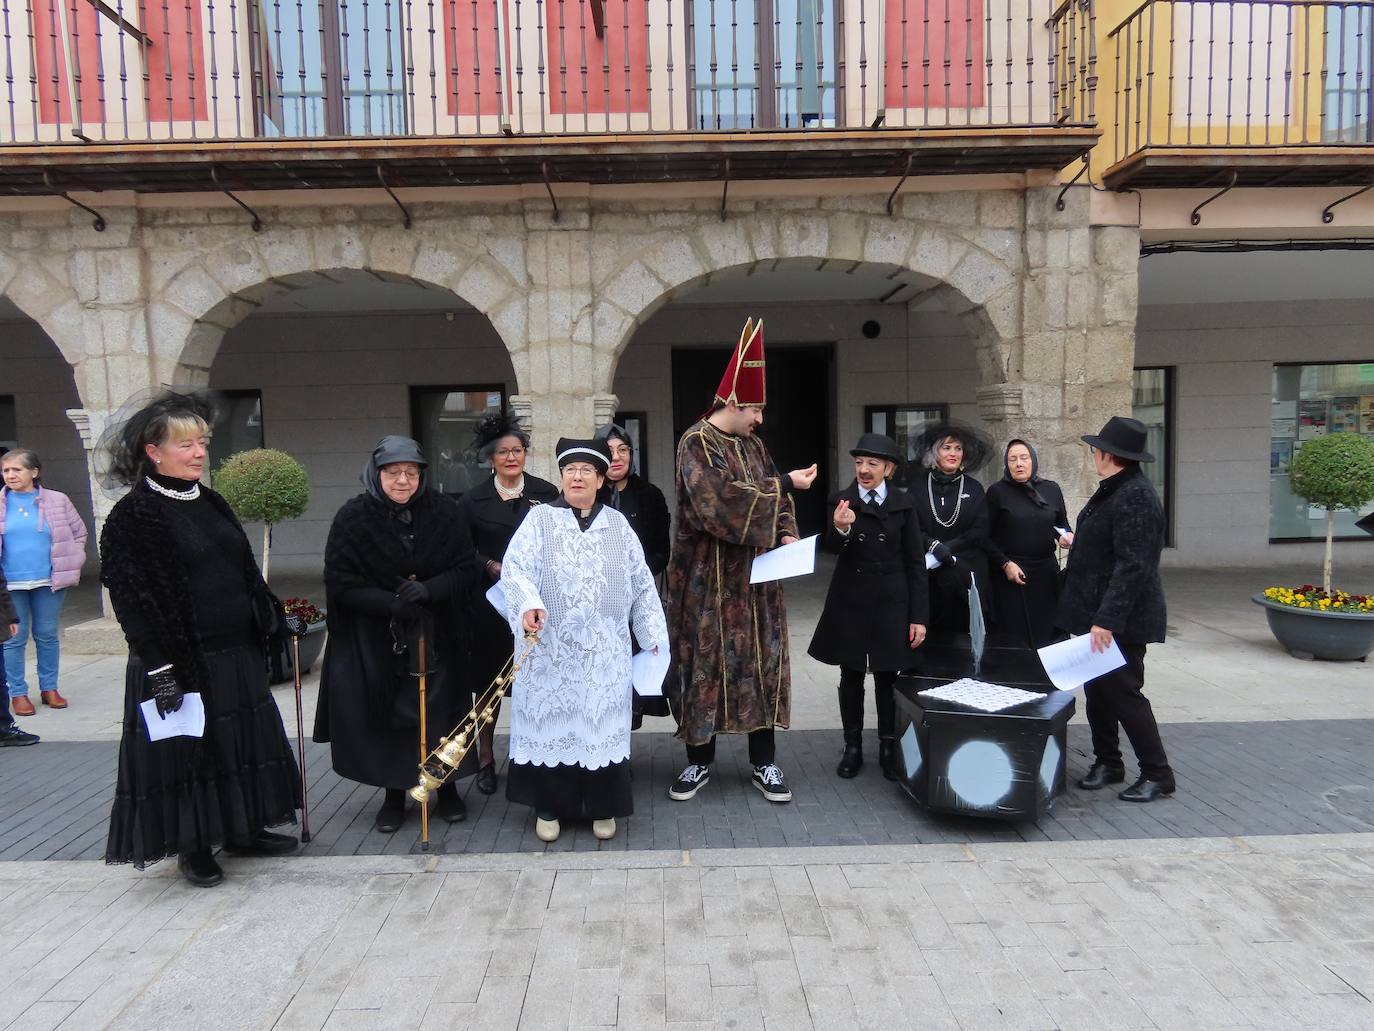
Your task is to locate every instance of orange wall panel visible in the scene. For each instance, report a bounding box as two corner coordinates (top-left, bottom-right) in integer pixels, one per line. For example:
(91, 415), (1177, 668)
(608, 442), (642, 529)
(142, 0), (210, 122)
(545, 0), (650, 116)
(31, 0), (104, 124)
(444, 0), (510, 116)
(884, 0), (986, 108)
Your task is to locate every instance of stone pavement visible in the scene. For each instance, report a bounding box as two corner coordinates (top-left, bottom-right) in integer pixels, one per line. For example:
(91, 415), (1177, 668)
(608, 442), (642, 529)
(3, 563), (1374, 1028)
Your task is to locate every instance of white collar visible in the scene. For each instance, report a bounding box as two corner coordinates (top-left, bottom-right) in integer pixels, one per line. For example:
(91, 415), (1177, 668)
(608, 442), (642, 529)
(860, 481), (889, 504)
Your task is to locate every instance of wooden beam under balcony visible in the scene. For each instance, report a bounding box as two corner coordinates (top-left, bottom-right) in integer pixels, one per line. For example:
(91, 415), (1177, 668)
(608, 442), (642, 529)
(0, 128), (1098, 197)
(1104, 147), (1374, 191)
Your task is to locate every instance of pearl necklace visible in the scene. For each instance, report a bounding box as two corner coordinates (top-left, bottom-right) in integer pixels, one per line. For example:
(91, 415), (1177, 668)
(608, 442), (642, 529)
(145, 476), (201, 501)
(494, 475), (525, 500)
(928, 473), (964, 529)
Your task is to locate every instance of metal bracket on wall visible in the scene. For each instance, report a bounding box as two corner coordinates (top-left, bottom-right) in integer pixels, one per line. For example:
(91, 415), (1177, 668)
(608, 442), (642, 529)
(42, 171), (106, 231)
(1189, 170), (1238, 226)
(376, 166), (412, 229)
(541, 161), (561, 223)
(210, 167), (263, 232)
(720, 157), (731, 221)
(1321, 182), (1374, 224)
(1055, 156), (1089, 211)
(886, 153), (914, 216)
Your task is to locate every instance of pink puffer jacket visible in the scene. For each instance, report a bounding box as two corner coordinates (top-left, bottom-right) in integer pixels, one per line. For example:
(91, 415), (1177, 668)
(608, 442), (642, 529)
(0, 486), (89, 590)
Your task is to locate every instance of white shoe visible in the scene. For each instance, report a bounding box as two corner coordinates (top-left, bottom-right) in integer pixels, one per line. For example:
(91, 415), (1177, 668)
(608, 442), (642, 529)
(592, 818), (616, 840)
(535, 816), (561, 842)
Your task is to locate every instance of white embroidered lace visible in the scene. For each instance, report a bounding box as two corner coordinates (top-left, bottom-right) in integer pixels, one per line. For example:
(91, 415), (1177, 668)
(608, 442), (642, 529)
(500, 505), (668, 770)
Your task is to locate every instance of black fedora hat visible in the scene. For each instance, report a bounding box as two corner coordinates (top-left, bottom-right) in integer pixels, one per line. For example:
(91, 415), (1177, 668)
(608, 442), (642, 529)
(849, 432), (901, 463)
(1082, 416), (1154, 463)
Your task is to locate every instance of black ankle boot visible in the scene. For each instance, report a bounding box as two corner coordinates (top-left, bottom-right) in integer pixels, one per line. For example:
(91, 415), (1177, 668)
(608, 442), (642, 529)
(836, 679), (865, 778)
(877, 738), (897, 780)
(178, 848), (224, 887)
(875, 680), (898, 781)
(434, 782), (467, 823)
(375, 788), (407, 833)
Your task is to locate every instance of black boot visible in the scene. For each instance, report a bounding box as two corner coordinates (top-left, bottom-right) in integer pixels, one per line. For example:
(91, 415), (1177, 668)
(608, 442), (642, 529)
(875, 679), (898, 781)
(434, 782), (467, 823)
(375, 788), (407, 833)
(835, 679), (864, 778)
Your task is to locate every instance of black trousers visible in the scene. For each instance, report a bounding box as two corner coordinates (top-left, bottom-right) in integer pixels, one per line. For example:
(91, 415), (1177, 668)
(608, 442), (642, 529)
(686, 728), (775, 767)
(838, 667), (898, 694)
(1084, 641), (1172, 782)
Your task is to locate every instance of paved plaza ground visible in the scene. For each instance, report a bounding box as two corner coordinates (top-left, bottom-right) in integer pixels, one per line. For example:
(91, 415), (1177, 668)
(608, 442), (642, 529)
(2, 563), (1373, 1029)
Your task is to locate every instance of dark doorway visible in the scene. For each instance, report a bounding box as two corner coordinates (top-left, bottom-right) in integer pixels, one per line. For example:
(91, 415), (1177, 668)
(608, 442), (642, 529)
(671, 345), (832, 537)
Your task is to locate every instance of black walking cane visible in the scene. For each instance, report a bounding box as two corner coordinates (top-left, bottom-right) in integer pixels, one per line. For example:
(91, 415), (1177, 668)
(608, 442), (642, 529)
(284, 612), (312, 843)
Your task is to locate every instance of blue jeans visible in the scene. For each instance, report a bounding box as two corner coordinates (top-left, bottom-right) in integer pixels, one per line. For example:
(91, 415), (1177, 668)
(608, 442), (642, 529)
(4, 587), (66, 697)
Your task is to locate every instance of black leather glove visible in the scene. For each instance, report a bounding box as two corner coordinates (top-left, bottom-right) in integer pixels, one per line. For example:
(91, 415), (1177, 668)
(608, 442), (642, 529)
(389, 596), (422, 621)
(146, 668), (185, 717)
(283, 612), (307, 638)
(930, 541), (956, 566)
(395, 579), (430, 605)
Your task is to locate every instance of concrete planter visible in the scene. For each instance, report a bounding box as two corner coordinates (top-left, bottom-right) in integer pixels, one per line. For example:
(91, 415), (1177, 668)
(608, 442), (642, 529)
(1251, 593), (1374, 661)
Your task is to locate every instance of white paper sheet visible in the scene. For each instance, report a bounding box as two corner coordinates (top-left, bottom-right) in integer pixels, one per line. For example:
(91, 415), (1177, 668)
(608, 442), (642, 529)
(917, 678), (1048, 713)
(140, 692), (206, 741)
(1036, 635), (1127, 691)
(749, 534), (818, 584)
(925, 552), (941, 570)
(631, 646), (671, 696)
(1054, 526), (1071, 538)
(485, 581), (507, 615)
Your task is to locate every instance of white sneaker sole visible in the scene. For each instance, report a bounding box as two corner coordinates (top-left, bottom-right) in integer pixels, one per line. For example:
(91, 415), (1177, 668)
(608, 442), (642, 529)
(535, 818), (560, 842)
(592, 819), (616, 840)
(752, 779), (792, 803)
(668, 775), (709, 801)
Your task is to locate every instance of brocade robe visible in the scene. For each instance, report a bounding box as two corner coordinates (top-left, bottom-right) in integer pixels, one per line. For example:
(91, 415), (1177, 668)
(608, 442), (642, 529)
(665, 419), (798, 745)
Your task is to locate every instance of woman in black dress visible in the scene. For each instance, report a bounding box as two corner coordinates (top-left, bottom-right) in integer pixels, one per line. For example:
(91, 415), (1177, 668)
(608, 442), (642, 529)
(314, 436), (477, 833)
(911, 425), (993, 636)
(457, 412), (559, 795)
(808, 434), (928, 780)
(100, 392), (300, 887)
(985, 439), (1072, 647)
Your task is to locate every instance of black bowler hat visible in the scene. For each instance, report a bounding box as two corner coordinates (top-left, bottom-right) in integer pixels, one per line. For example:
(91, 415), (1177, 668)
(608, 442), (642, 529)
(1357, 511), (1374, 537)
(1082, 416), (1154, 463)
(850, 433), (901, 463)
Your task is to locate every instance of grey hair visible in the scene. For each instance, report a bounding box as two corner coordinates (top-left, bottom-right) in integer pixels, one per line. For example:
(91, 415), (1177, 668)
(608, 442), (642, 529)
(921, 434), (960, 471)
(1, 447), (41, 482)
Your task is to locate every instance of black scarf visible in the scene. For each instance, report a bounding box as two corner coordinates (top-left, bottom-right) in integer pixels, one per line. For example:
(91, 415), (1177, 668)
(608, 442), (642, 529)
(360, 435), (429, 527)
(999, 439), (1051, 510)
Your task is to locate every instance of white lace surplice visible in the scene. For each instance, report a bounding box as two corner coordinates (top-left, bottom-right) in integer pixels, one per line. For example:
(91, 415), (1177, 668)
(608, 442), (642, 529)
(500, 504), (668, 770)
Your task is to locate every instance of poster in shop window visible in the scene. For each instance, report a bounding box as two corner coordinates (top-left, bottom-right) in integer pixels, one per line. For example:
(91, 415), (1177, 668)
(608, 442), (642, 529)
(1361, 395), (1374, 434)
(1298, 400), (1328, 441)
(1331, 397), (1360, 434)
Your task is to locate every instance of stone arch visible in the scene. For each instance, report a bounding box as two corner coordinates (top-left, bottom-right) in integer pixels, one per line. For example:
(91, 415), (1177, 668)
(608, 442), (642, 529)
(145, 224), (529, 384)
(591, 203), (1020, 392)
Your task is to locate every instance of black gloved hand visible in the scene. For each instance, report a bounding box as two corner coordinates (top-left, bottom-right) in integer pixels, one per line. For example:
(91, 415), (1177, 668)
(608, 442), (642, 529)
(389, 596), (422, 621)
(395, 579), (430, 605)
(930, 541), (956, 566)
(283, 612), (307, 638)
(146, 668), (185, 717)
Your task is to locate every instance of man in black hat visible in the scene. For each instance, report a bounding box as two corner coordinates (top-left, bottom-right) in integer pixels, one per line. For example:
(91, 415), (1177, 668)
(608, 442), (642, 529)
(1057, 416), (1174, 803)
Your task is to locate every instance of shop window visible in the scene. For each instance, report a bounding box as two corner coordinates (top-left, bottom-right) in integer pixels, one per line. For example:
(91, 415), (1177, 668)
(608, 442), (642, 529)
(0, 395), (16, 452)
(1132, 367), (1173, 545)
(612, 411), (648, 481)
(1270, 362), (1374, 541)
(209, 390), (264, 474)
(410, 385), (507, 498)
(864, 404), (948, 489)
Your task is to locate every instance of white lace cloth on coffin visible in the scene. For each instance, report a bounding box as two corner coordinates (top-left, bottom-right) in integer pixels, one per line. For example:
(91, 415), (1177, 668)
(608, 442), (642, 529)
(500, 503), (669, 770)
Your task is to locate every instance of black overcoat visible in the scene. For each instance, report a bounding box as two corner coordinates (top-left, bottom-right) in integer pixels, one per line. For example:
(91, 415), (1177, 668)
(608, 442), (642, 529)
(808, 482), (930, 672)
(1056, 467), (1167, 644)
(457, 474), (561, 690)
(911, 470), (991, 632)
(314, 489), (477, 789)
(603, 473), (672, 575)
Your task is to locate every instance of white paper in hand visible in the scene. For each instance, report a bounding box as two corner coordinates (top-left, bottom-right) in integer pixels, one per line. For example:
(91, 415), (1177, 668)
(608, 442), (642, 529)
(631, 647), (671, 696)
(485, 581), (507, 615)
(924, 552), (941, 570)
(1036, 635), (1127, 691)
(140, 692), (206, 741)
(750, 535), (818, 584)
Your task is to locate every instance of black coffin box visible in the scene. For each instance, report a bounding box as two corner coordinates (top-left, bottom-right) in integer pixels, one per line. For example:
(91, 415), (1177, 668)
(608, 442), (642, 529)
(893, 640), (1075, 822)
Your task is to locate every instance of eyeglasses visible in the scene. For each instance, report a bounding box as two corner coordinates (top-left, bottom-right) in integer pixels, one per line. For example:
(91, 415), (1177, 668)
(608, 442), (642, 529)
(494, 447), (526, 459)
(381, 467), (420, 480)
(562, 464), (599, 477)
(608, 445), (632, 458)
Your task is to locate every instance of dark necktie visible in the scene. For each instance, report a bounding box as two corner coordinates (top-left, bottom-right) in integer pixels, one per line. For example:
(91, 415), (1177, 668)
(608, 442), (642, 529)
(867, 490), (878, 506)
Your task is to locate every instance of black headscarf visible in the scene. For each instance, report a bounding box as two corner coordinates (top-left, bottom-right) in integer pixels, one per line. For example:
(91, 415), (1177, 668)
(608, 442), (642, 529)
(361, 436), (429, 522)
(1000, 438), (1051, 510)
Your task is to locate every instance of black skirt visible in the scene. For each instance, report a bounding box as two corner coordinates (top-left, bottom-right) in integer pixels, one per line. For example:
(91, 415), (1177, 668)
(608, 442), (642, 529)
(105, 644), (301, 868)
(989, 553), (1062, 647)
(506, 759), (633, 821)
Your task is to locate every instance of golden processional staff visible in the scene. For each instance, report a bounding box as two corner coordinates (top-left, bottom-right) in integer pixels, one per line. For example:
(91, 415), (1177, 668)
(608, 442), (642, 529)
(410, 632), (540, 847)
(283, 610), (312, 843)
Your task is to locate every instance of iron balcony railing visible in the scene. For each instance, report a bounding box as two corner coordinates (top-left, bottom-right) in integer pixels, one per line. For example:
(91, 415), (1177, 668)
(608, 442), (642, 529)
(2, 0), (1095, 144)
(1110, 0), (1374, 165)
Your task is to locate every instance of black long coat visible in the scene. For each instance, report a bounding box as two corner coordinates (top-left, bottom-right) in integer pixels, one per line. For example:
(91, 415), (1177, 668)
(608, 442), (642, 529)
(1056, 467), (1167, 644)
(985, 476), (1069, 647)
(602, 473), (671, 575)
(912, 470), (991, 633)
(457, 474), (561, 690)
(808, 483), (930, 672)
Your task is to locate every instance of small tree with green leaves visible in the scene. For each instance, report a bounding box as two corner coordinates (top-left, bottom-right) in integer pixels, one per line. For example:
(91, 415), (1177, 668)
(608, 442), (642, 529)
(1288, 432), (1374, 594)
(214, 448), (310, 583)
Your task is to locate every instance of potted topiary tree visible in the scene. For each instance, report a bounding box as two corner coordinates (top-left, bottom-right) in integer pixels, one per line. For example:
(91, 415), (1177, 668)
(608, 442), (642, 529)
(215, 449), (324, 680)
(1253, 432), (1374, 660)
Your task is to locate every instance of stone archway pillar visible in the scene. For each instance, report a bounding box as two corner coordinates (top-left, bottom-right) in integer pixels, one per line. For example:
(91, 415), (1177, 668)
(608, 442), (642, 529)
(977, 186), (1141, 512)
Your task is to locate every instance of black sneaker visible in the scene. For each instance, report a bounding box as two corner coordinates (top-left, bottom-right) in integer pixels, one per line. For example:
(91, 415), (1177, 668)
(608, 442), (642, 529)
(0, 725), (39, 747)
(752, 764), (792, 803)
(178, 849), (224, 888)
(668, 763), (710, 800)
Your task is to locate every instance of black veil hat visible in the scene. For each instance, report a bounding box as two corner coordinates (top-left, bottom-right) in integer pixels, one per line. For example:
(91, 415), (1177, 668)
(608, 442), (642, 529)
(913, 423), (993, 474)
(94, 387), (218, 495)
(473, 410), (530, 461)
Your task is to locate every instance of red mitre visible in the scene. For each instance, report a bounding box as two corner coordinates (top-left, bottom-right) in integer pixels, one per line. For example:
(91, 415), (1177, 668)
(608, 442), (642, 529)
(713, 317), (767, 408)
